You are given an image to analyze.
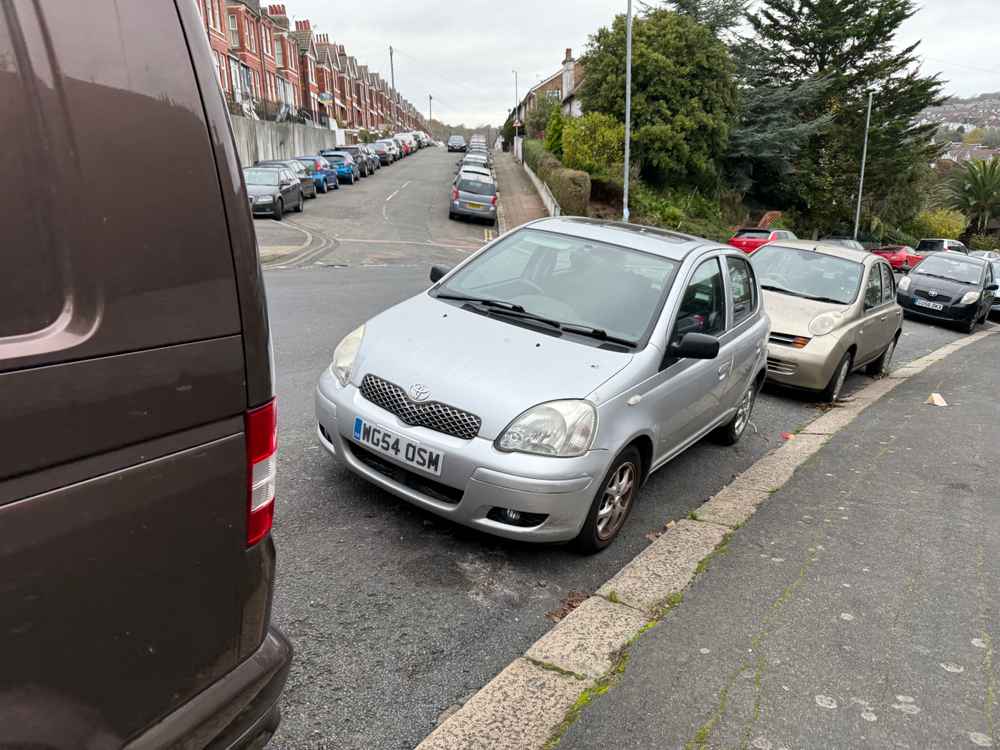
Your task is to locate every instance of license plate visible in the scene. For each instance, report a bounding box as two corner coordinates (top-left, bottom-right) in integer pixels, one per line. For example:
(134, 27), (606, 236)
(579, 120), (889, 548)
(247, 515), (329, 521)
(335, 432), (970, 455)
(914, 299), (944, 311)
(353, 417), (442, 476)
(466, 202), (484, 209)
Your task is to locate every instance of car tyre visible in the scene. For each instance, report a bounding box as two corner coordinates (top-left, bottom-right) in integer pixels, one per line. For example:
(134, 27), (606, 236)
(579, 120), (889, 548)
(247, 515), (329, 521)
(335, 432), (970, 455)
(573, 446), (642, 555)
(865, 334), (897, 377)
(822, 350), (853, 403)
(318, 180), (327, 194)
(272, 198), (283, 221)
(965, 316), (977, 334)
(295, 192), (304, 212)
(712, 378), (759, 445)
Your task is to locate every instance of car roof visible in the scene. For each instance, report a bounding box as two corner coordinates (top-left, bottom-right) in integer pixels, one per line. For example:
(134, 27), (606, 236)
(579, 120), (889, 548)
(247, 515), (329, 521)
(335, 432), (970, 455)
(524, 217), (715, 261)
(459, 167), (492, 177)
(457, 172), (494, 183)
(755, 238), (875, 263)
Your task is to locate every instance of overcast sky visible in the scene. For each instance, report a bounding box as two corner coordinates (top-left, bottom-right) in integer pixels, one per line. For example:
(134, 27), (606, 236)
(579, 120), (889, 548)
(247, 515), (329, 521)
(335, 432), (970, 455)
(286, 0), (998, 127)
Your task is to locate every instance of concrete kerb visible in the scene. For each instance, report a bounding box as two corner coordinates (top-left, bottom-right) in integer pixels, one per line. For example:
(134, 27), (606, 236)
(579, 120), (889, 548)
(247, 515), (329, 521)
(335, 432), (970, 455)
(416, 327), (997, 750)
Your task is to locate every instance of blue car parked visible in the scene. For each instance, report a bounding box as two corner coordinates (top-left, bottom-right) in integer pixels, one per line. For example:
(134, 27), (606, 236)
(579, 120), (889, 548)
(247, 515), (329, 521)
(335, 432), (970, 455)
(294, 156), (339, 193)
(319, 150), (361, 185)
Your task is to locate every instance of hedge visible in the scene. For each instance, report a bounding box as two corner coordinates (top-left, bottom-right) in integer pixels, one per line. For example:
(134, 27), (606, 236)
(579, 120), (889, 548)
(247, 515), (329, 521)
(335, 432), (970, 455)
(522, 139), (591, 216)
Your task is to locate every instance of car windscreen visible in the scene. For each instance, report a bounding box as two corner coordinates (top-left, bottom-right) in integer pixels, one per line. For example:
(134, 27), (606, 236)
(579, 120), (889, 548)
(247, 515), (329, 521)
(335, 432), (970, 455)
(912, 254), (982, 285)
(916, 239), (946, 253)
(457, 178), (495, 196)
(433, 228), (679, 343)
(751, 245), (863, 305)
(734, 229), (770, 238)
(244, 168), (281, 186)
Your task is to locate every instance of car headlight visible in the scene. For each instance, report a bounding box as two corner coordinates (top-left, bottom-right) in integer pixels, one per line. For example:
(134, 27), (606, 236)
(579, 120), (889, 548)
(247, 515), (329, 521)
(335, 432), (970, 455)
(897, 276), (911, 292)
(496, 400), (596, 457)
(808, 312), (840, 337)
(330, 324), (365, 386)
(257, 194), (274, 203)
(959, 291), (981, 305)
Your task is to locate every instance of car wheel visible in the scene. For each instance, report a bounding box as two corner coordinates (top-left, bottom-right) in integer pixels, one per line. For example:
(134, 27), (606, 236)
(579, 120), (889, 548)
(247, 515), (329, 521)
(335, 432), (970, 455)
(448, 211), (456, 220)
(712, 378), (759, 445)
(272, 198), (283, 221)
(295, 192), (304, 212)
(866, 334), (897, 377)
(822, 350), (853, 403)
(318, 180), (327, 194)
(573, 446), (641, 554)
(965, 316), (977, 333)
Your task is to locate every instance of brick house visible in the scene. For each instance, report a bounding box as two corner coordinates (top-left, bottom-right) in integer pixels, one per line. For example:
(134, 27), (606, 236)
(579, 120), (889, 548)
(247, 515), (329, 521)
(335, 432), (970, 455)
(290, 20), (324, 124)
(223, 0), (267, 112)
(266, 5), (301, 111)
(315, 35), (346, 127)
(193, 0), (230, 93)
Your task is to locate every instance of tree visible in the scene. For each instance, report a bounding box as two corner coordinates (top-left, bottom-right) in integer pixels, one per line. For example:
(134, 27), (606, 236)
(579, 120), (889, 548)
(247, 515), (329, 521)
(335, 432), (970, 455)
(950, 159), (1000, 233)
(963, 127), (986, 145)
(543, 109), (565, 158)
(562, 112), (626, 176)
(579, 9), (737, 191)
(909, 208), (967, 240)
(663, 0), (749, 34)
(747, 0), (945, 234)
(525, 96), (559, 139)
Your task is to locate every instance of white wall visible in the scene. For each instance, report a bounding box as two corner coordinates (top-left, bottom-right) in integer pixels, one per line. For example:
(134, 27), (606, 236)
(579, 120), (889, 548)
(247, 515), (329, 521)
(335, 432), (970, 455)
(229, 116), (346, 166)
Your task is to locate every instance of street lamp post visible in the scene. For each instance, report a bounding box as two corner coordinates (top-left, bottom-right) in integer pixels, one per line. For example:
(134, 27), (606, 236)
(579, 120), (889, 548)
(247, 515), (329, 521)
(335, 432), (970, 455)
(622, 0), (633, 223)
(853, 90), (874, 242)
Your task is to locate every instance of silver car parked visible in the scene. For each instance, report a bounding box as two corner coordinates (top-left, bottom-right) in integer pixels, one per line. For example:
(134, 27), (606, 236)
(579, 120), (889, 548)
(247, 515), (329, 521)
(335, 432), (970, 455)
(315, 218), (769, 551)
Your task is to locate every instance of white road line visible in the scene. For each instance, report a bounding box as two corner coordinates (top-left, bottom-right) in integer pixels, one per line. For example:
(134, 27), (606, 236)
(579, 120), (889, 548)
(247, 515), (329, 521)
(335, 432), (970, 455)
(335, 237), (479, 252)
(385, 189), (400, 202)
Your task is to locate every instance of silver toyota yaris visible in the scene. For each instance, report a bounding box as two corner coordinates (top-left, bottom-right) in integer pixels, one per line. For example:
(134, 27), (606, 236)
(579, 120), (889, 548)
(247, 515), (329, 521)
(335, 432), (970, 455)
(316, 217), (769, 551)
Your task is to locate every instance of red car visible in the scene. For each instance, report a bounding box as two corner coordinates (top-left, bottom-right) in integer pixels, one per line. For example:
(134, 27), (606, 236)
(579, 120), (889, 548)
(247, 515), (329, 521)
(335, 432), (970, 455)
(727, 227), (797, 254)
(871, 244), (924, 271)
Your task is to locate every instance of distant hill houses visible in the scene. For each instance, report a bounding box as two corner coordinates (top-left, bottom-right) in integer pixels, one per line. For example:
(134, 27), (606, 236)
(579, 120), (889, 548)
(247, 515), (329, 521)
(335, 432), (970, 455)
(919, 92), (1000, 130)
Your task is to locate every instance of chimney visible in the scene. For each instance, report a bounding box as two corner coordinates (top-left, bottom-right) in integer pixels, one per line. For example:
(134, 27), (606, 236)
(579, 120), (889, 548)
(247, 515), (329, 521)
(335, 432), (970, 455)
(562, 48), (576, 102)
(295, 19), (310, 30)
(563, 47), (573, 63)
(268, 4), (288, 27)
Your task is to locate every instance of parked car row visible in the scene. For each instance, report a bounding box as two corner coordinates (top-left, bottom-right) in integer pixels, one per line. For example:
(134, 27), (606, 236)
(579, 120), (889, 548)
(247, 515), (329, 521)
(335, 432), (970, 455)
(449, 134), (498, 225)
(314, 220), (955, 553)
(244, 132), (433, 220)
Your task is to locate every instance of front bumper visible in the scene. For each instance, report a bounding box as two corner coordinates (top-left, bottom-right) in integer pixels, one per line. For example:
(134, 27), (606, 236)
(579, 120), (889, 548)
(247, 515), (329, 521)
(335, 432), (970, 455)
(250, 200), (278, 216)
(898, 296), (976, 324)
(765, 337), (847, 391)
(315, 371), (607, 542)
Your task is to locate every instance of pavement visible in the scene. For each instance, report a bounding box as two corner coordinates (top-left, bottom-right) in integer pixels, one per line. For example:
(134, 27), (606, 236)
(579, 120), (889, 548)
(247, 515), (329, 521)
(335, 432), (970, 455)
(559, 332), (1000, 749)
(493, 151), (547, 231)
(255, 145), (997, 749)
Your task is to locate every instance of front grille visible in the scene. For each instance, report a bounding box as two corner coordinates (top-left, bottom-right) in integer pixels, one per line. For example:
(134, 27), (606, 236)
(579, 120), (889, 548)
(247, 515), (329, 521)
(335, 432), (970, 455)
(767, 357), (797, 376)
(347, 442), (463, 504)
(360, 374), (482, 440)
(913, 289), (954, 304)
(769, 332), (810, 348)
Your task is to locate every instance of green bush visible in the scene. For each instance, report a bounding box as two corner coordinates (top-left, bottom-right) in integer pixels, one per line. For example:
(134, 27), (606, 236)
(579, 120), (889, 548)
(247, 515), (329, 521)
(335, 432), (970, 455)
(521, 139), (591, 216)
(523, 139), (546, 173)
(968, 233), (999, 251)
(907, 208), (967, 240)
(562, 113), (626, 178)
(630, 182), (731, 241)
(544, 111), (565, 158)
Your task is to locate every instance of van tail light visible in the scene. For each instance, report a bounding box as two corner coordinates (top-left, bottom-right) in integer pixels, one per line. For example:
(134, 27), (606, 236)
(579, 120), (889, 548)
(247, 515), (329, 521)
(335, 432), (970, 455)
(451, 187), (459, 201)
(245, 399), (277, 547)
(491, 194), (498, 207)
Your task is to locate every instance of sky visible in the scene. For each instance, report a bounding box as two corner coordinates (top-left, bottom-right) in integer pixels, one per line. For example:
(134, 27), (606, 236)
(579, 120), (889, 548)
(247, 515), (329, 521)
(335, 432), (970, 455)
(285, 0), (999, 127)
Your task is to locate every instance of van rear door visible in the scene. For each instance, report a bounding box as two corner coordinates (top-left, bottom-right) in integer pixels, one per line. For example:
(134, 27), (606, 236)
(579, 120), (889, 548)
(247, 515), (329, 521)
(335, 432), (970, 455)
(0, 1), (272, 743)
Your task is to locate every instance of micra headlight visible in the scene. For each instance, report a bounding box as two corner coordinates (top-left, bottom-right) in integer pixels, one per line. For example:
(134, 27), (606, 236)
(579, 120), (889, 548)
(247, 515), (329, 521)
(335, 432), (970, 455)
(808, 312), (841, 337)
(331, 324), (365, 386)
(496, 400), (596, 457)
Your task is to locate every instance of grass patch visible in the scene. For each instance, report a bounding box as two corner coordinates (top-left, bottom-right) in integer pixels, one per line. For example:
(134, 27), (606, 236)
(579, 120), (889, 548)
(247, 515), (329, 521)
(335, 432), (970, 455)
(693, 533), (733, 576)
(543, 651), (630, 749)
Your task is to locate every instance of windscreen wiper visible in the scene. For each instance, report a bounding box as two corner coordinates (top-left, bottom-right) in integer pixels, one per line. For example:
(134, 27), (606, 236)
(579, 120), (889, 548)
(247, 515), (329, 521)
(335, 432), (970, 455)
(484, 307), (637, 348)
(435, 293), (525, 313)
(761, 284), (811, 298)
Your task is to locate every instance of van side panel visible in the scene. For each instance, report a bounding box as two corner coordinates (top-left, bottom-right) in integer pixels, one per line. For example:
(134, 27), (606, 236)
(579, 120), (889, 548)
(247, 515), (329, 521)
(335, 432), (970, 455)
(0, 436), (246, 745)
(174, 0), (274, 409)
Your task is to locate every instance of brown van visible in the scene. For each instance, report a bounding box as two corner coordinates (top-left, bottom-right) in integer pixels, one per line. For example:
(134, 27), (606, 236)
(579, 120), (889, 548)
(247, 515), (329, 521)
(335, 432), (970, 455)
(0, 2), (291, 748)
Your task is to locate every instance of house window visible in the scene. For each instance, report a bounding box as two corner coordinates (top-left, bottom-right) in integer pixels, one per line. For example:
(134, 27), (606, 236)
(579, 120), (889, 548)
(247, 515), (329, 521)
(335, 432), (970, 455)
(246, 20), (256, 52)
(228, 14), (238, 47)
(275, 38), (284, 66)
(209, 0), (220, 29)
(214, 51), (224, 90)
(252, 70), (260, 98)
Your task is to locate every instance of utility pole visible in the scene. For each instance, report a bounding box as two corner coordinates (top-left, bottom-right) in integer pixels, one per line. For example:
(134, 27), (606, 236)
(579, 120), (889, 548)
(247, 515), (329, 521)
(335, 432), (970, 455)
(853, 90), (874, 241)
(623, 0), (633, 223)
(389, 45), (395, 91)
(428, 94), (432, 134)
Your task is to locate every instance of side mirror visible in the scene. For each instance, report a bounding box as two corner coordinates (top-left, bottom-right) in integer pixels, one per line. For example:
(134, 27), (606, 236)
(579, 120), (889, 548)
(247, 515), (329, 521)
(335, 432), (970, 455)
(430, 265), (452, 283)
(987, 283), (998, 292)
(669, 332), (720, 360)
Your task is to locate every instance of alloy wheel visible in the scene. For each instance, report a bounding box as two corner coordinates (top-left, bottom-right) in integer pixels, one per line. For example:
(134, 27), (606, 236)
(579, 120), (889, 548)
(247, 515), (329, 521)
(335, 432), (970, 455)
(881, 339), (895, 375)
(832, 357), (850, 400)
(595, 462), (637, 541)
(733, 384), (756, 437)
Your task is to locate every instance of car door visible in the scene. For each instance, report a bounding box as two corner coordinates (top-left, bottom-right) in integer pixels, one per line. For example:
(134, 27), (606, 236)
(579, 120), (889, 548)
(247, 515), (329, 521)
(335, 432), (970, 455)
(879, 262), (903, 339)
(856, 263), (889, 365)
(649, 256), (731, 463)
(981, 263), (995, 317)
(723, 253), (764, 409)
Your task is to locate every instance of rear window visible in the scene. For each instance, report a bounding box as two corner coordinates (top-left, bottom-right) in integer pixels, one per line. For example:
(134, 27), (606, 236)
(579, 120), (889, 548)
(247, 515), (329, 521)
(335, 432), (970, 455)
(916, 239), (946, 253)
(325, 154), (346, 162)
(734, 229), (770, 239)
(458, 178), (496, 196)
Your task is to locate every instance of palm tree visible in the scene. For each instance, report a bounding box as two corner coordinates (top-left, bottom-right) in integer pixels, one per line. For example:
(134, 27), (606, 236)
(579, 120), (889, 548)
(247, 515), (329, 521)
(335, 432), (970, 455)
(950, 158), (1000, 233)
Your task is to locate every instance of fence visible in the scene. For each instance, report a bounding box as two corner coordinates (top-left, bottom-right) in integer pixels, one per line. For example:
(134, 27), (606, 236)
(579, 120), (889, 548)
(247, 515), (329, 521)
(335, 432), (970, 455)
(224, 93), (334, 128)
(228, 115), (346, 167)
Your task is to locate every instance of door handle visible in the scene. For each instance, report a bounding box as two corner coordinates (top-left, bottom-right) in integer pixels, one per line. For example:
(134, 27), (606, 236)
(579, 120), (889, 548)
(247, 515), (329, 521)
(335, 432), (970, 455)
(718, 361), (732, 380)
(880, 315), (888, 321)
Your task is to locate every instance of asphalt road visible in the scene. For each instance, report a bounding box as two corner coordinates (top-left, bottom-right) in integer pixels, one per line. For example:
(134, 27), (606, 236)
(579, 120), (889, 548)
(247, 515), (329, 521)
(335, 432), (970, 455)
(260, 146), (988, 749)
